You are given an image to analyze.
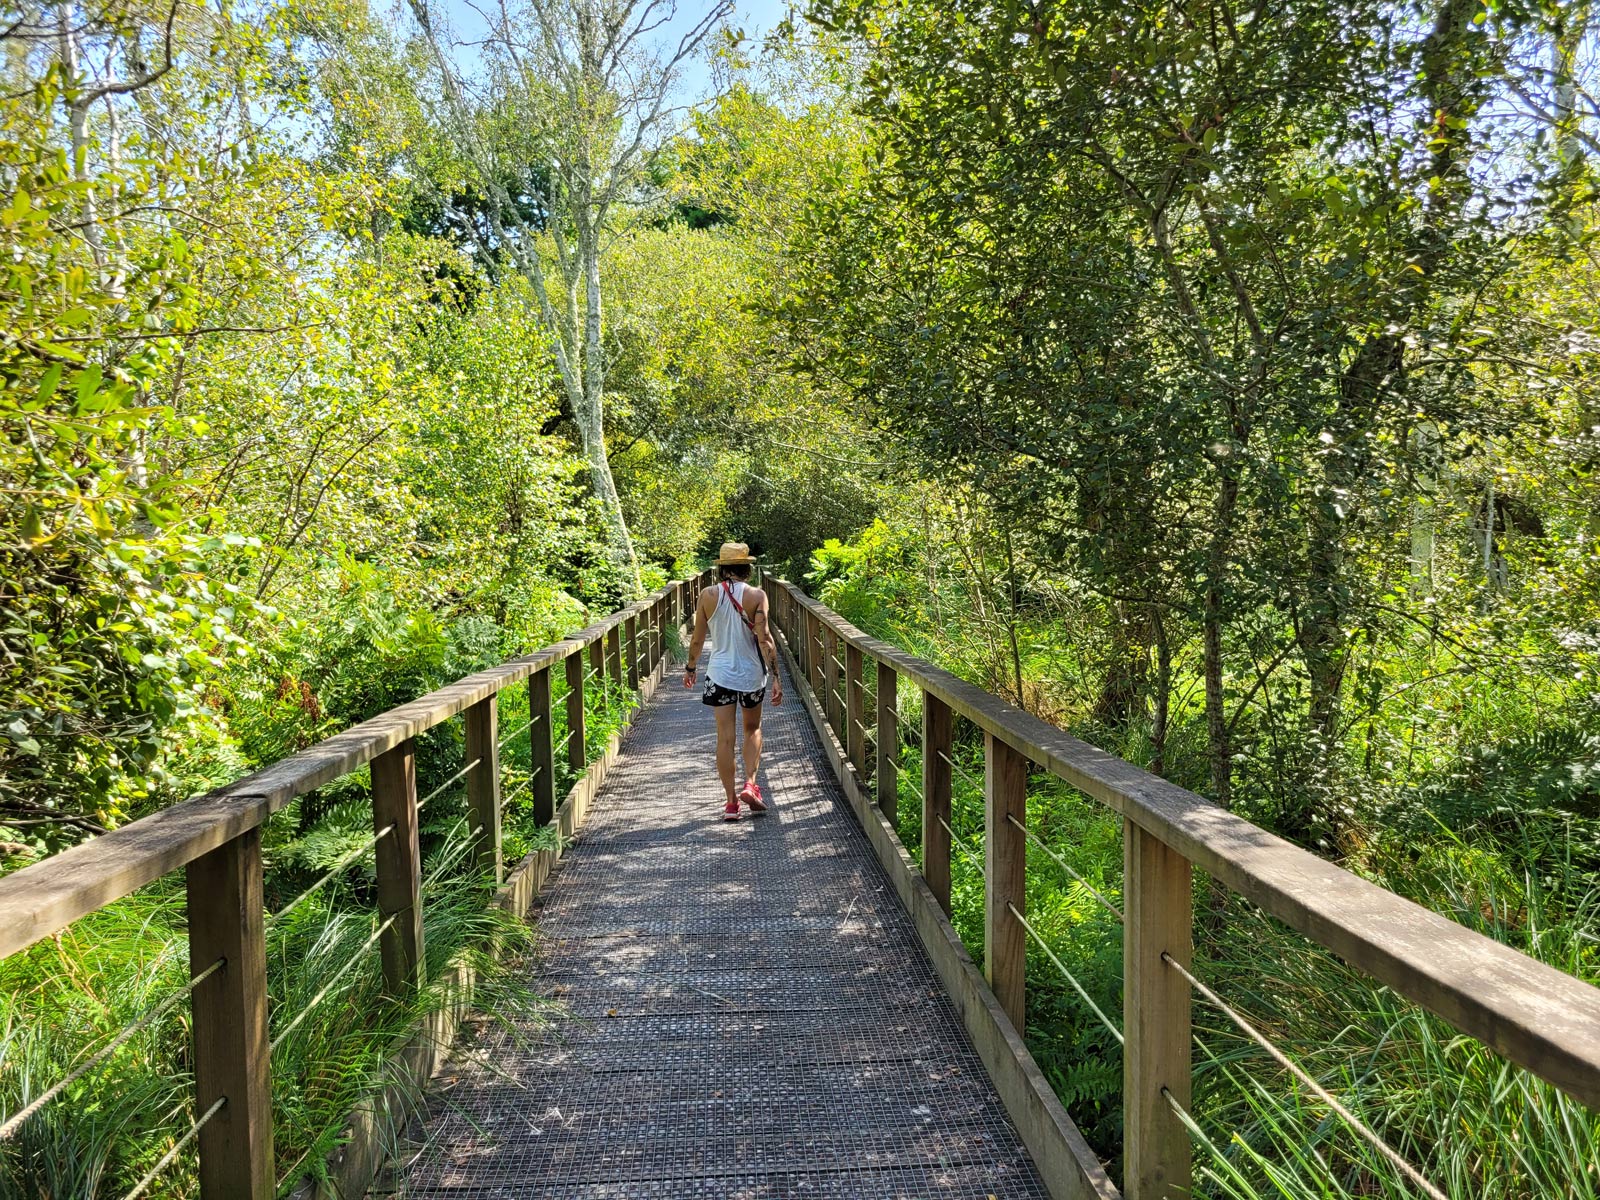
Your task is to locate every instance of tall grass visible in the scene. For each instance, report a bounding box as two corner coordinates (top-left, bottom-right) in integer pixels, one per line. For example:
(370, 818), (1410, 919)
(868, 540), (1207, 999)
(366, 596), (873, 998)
(896, 724), (1600, 1198)
(0, 818), (540, 1199)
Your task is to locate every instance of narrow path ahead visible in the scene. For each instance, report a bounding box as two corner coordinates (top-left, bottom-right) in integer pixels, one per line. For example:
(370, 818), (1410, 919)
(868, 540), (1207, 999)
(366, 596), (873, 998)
(391, 647), (1050, 1198)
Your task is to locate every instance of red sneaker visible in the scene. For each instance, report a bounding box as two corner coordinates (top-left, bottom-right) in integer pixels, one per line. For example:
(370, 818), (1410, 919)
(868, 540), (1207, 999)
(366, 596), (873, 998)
(739, 782), (767, 813)
(722, 798), (741, 821)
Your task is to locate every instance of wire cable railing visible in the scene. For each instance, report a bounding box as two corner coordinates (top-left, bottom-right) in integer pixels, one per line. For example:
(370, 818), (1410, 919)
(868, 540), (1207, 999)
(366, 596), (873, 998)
(495, 714), (541, 750)
(939, 815), (988, 883)
(499, 765), (541, 815)
(0, 956), (226, 1140)
(417, 756), (483, 814)
(269, 824), (395, 928)
(937, 748), (987, 795)
(118, 1095), (227, 1200)
(1161, 952), (1449, 1200)
(269, 914), (398, 1054)
(883, 703), (923, 742)
(1008, 902), (1124, 1045)
(1006, 814), (1124, 922)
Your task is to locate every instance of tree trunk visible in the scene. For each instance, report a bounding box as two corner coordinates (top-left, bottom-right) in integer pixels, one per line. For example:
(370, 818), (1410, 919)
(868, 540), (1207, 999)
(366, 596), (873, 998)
(575, 216), (641, 593)
(1299, 0), (1484, 760)
(1093, 599), (1150, 729)
(1204, 472), (1238, 807)
(1150, 603), (1171, 779)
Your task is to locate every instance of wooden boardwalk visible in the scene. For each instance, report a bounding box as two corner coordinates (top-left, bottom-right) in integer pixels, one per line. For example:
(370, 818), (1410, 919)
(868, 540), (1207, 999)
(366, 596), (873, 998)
(389, 648), (1050, 1198)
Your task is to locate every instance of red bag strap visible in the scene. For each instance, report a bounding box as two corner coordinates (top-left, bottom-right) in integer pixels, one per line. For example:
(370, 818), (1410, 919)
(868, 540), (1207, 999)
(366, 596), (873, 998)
(721, 580), (765, 662)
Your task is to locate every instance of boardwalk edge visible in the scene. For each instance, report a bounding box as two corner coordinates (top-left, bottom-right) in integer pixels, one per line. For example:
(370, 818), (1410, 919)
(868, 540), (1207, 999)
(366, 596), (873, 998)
(775, 628), (1122, 1200)
(287, 656), (672, 1200)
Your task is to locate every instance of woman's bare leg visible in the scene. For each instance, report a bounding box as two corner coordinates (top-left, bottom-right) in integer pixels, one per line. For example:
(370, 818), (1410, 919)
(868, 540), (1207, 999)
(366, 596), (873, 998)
(741, 702), (764, 788)
(715, 703), (738, 804)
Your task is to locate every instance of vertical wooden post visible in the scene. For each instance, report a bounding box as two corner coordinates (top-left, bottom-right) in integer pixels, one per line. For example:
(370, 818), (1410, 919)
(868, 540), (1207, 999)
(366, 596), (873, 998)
(530, 666), (556, 826)
(607, 625), (623, 688)
(463, 696), (503, 885)
(922, 692), (954, 916)
(371, 738), (424, 997)
(625, 613), (639, 689)
(845, 643), (866, 777)
(876, 661), (899, 826)
(566, 651), (586, 773)
(1124, 819), (1193, 1200)
(985, 733), (1028, 1030)
(187, 828), (273, 1200)
(642, 602), (655, 674)
(650, 601), (661, 672)
(809, 611), (825, 696)
(823, 625), (841, 738)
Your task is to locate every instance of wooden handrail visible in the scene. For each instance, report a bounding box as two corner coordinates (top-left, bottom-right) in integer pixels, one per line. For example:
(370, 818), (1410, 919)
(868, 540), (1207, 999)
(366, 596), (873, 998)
(0, 570), (710, 1200)
(770, 581), (1600, 1135)
(0, 583), (687, 961)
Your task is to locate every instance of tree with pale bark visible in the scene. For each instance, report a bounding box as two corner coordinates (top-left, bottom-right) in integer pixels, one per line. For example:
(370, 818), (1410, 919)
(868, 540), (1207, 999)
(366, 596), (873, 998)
(405, 0), (732, 593)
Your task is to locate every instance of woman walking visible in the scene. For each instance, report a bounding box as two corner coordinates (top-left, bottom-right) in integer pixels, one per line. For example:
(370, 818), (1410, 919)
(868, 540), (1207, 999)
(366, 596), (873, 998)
(683, 542), (783, 820)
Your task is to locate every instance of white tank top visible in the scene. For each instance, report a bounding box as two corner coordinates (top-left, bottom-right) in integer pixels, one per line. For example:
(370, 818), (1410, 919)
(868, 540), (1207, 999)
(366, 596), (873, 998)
(707, 581), (768, 693)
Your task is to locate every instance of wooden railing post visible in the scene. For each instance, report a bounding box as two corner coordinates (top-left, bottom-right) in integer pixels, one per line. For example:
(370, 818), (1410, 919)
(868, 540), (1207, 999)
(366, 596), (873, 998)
(565, 651), (586, 773)
(589, 636), (605, 701)
(649, 601), (660, 673)
(371, 738), (424, 997)
(845, 643), (866, 778)
(607, 625), (623, 688)
(985, 733), (1028, 1030)
(1125, 819), (1193, 1200)
(823, 624), (841, 738)
(530, 666), (556, 826)
(643, 602), (655, 675)
(187, 828), (273, 1200)
(922, 691), (953, 916)
(809, 611), (825, 697)
(876, 661), (898, 826)
(625, 613), (640, 689)
(464, 696), (503, 885)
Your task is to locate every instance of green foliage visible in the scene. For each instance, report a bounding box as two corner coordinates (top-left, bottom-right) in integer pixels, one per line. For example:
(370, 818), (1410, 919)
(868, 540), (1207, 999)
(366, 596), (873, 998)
(0, 824), (542, 1199)
(0, 68), (250, 849)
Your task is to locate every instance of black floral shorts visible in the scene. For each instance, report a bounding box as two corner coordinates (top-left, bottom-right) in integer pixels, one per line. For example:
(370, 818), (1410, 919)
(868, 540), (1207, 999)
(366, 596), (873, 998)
(703, 680), (766, 709)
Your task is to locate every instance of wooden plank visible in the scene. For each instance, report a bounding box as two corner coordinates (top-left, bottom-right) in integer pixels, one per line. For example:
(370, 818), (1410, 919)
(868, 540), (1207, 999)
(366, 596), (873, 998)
(1124, 818), (1192, 1200)
(371, 739), (424, 997)
(771, 582), (1600, 1109)
(588, 636), (605, 702)
(774, 628), (1112, 1200)
(876, 660), (898, 827)
(845, 643), (867, 778)
(607, 625), (623, 688)
(187, 828), (273, 1200)
(646, 602), (658, 673)
(923, 691), (954, 918)
(566, 651), (586, 774)
(530, 666), (556, 827)
(986, 732), (1028, 1031)
(823, 624), (841, 739)
(809, 611), (824, 696)
(463, 697), (502, 885)
(625, 614), (640, 689)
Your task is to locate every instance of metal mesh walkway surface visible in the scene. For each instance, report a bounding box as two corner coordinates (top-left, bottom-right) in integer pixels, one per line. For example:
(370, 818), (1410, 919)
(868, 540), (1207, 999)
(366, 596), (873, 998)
(388, 646), (1051, 1199)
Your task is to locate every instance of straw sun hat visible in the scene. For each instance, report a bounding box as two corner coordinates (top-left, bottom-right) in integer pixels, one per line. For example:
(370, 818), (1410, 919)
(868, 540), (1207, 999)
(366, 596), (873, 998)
(713, 542), (757, 566)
